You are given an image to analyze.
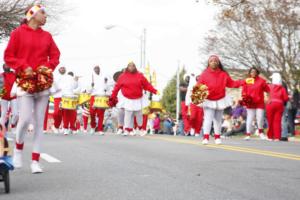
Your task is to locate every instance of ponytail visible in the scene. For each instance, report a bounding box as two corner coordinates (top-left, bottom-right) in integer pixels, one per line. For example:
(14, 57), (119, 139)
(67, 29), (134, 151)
(20, 18), (28, 25)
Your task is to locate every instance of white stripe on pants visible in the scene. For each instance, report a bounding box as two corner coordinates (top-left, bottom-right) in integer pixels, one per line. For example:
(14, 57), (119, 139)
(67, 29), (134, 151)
(246, 108), (264, 134)
(118, 108), (125, 127)
(124, 110), (143, 129)
(0, 99), (18, 126)
(203, 107), (223, 135)
(15, 94), (49, 153)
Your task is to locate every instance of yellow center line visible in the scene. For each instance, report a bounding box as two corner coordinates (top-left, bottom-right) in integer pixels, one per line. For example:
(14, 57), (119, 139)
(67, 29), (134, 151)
(146, 136), (300, 161)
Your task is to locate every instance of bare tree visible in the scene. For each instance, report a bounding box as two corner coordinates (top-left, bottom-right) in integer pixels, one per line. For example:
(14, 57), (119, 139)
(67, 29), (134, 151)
(0, 0), (68, 40)
(203, 0), (300, 89)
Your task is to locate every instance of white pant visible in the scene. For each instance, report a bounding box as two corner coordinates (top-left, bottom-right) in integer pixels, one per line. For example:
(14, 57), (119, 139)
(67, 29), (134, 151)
(124, 110), (143, 130)
(15, 94), (49, 153)
(0, 99), (18, 127)
(203, 107), (223, 135)
(246, 108), (264, 134)
(118, 108), (125, 127)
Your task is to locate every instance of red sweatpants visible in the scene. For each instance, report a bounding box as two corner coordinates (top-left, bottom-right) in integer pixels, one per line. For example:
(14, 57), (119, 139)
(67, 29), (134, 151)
(189, 103), (204, 134)
(62, 109), (77, 131)
(266, 102), (284, 140)
(134, 114), (148, 130)
(43, 102), (49, 131)
(53, 98), (63, 129)
(90, 96), (105, 132)
(181, 101), (191, 134)
(82, 115), (89, 131)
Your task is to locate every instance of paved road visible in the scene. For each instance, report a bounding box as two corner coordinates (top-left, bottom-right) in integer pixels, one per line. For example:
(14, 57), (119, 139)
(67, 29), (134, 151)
(1, 133), (300, 200)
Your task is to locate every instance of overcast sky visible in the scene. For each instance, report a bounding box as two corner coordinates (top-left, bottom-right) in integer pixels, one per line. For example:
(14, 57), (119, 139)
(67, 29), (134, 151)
(0, 0), (217, 91)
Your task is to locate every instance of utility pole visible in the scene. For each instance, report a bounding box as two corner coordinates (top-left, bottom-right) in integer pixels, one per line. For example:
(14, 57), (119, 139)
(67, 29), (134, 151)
(176, 60), (181, 127)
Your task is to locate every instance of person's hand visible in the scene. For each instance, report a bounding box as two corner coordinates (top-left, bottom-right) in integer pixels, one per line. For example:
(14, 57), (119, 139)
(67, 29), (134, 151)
(156, 91), (160, 95)
(24, 67), (34, 76)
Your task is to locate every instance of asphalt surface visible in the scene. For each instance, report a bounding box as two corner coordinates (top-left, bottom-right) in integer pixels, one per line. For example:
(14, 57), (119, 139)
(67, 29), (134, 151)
(1, 132), (300, 200)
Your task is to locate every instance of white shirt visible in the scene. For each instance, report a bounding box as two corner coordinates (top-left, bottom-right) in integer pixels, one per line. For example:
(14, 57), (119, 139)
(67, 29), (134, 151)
(61, 75), (80, 96)
(90, 73), (109, 96)
(51, 73), (66, 98)
(185, 74), (197, 106)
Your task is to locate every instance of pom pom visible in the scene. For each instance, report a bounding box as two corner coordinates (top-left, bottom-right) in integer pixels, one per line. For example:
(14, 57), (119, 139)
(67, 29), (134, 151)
(191, 84), (209, 105)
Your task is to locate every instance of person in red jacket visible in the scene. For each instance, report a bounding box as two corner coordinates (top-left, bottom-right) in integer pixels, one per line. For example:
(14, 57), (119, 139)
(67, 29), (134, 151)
(198, 55), (242, 145)
(242, 67), (269, 140)
(0, 64), (18, 132)
(110, 62), (157, 136)
(266, 73), (289, 141)
(4, 5), (60, 174)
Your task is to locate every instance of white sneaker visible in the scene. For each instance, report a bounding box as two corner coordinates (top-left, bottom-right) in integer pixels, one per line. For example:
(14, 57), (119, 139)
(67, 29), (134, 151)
(83, 130), (88, 134)
(202, 139), (209, 145)
(130, 131), (136, 136)
(140, 130), (147, 136)
(190, 129), (195, 136)
(63, 129), (70, 135)
(195, 133), (200, 137)
(122, 131), (129, 136)
(97, 131), (105, 136)
(52, 126), (59, 134)
(90, 128), (95, 135)
(31, 161), (43, 174)
(13, 149), (23, 168)
(244, 136), (251, 141)
(116, 129), (123, 135)
(215, 138), (222, 145)
(259, 134), (266, 140)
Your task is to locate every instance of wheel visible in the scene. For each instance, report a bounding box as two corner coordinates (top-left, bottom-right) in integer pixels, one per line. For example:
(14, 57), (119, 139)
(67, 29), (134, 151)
(3, 171), (10, 194)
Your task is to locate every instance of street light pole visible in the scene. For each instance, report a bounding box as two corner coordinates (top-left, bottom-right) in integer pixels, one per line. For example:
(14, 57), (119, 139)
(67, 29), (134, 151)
(142, 28), (146, 69)
(176, 60), (181, 126)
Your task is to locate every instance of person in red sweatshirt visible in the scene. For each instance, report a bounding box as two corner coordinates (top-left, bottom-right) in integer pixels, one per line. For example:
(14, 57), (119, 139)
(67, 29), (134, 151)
(197, 55), (242, 145)
(4, 5), (60, 174)
(185, 74), (204, 137)
(266, 73), (289, 141)
(110, 62), (157, 136)
(242, 67), (270, 140)
(0, 64), (18, 133)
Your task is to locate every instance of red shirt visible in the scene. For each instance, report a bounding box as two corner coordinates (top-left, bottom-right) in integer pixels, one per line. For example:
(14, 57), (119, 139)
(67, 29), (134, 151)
(0, 72), (16, 100)
(111, 71), (157, 99)
(197, 68), (242, 100)
(242, 76), (270, 109)
(4, 24), (60, 72)
(268, 84), (289, 105)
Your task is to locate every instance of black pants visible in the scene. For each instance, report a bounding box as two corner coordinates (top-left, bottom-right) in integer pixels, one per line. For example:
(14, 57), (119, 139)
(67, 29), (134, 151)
(287, 108), (297, 136)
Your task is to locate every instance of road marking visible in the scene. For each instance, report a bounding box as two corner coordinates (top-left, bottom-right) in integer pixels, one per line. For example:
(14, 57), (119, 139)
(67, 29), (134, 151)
(147, 136), (300, 161)
(41, 153), (61, 163)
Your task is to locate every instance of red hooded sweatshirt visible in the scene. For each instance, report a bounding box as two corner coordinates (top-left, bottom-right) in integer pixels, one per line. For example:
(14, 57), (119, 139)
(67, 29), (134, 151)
(242, 76), (270, 109)
(111, 71), (157, 99)
(268, 84), (289, 105)
(0, 72), (16, 100)
(4, 24), (60, 72)
(197, 67), (242, 100)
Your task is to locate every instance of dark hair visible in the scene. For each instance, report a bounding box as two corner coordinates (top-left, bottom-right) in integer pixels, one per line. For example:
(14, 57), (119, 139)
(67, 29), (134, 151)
(20, 5), (33, 25)
(207, 60), (225, 71)
(126, 63), (137, 73)
(68, 72), (74, 76)
(248, 67), (260, 76)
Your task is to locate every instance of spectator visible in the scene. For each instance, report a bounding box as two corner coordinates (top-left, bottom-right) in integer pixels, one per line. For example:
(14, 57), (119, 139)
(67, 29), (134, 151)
(231, 101), (247, 119)
(153, 113), (161, 134)
(163, 115), (175, 135)
(287, 87), (299, 137)
(223, 115), (246, 137)
(221, 113), (233, 134)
